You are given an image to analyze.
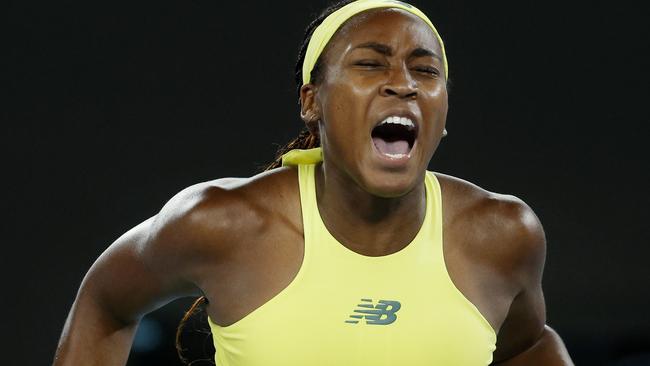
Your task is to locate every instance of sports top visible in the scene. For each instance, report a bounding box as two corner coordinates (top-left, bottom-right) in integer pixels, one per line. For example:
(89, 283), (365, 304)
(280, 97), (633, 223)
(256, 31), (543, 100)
(208, 163), (497, 365)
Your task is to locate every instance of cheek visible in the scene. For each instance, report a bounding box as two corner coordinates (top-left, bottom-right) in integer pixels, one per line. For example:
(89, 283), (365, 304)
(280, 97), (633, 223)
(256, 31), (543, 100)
(321, 83), (372, 133)
(318, 85), (375, 166)
(425, 82), (448, 103)
(423, 85), (449, 123)
(419, 87), (448, 147)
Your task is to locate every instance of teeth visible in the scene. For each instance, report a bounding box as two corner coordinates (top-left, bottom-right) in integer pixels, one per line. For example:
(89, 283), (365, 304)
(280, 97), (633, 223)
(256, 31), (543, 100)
(380, 116), (414, 128)
(385, 153), (408, 158)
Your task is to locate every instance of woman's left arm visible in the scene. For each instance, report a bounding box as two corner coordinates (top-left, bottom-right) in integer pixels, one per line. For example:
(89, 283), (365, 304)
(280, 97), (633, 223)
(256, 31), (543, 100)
(493, 325), (574, 366)
(490, 198), (574, 366)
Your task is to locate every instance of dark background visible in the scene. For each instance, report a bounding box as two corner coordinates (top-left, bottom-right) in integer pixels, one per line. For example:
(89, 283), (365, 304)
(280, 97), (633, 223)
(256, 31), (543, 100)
(4, 0), (649, 365)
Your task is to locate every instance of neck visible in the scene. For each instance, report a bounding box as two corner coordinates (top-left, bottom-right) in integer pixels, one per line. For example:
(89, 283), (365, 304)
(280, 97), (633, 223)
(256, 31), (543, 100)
(314, 162), (426, 256)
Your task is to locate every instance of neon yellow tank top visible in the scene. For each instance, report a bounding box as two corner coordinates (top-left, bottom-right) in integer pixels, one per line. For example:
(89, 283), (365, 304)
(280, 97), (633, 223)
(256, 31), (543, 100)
(208, 164), (497, 365)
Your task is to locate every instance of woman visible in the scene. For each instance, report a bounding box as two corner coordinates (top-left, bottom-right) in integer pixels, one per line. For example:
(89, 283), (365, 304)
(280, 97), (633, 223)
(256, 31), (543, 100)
(53, 0), (574, 365)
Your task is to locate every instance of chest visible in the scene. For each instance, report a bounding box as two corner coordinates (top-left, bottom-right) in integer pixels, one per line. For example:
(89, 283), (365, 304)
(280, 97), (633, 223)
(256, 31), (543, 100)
(207, 228), (497, 366)
(203, 228), (510, 333)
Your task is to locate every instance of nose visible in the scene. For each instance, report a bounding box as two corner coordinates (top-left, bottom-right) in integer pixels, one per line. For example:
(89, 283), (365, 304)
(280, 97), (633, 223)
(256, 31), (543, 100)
(379, 66), (418, 100)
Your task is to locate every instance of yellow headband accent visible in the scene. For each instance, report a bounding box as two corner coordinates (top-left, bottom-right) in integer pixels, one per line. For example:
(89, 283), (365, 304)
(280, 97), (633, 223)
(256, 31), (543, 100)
(302, 0), (448, 85)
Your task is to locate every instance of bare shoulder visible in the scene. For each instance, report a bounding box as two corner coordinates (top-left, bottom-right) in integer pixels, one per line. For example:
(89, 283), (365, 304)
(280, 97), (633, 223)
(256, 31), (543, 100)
(141, 167), (301, 280)
(434, 172), (546, 284)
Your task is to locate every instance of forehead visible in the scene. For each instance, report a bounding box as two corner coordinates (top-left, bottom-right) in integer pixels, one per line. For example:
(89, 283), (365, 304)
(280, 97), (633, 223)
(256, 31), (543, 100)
(330, 8), (442, 54)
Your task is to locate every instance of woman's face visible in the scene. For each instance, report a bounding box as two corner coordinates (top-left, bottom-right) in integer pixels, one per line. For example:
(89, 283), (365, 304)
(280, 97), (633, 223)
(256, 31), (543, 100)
(303, 8), (448, 197)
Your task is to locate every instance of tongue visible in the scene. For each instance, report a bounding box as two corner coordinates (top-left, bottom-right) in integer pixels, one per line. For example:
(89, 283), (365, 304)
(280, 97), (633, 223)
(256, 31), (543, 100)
(372, 137), (410, 156)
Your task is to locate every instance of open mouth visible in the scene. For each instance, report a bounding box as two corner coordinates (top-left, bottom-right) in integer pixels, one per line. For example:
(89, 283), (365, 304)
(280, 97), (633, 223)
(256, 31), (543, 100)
(371, 116), (417, 159)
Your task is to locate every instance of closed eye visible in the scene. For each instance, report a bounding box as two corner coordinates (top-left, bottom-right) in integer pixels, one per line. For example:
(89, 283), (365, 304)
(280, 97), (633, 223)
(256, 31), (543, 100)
(355, 60), (384, 68)
(413, 66), (440, 77)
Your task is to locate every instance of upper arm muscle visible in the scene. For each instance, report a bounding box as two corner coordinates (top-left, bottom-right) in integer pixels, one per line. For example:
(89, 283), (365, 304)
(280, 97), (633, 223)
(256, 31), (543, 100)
(79, 216), (200, 324)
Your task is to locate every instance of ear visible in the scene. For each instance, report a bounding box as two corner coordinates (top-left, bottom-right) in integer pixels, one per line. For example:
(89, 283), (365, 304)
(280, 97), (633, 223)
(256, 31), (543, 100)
(299, 83), (320, 136)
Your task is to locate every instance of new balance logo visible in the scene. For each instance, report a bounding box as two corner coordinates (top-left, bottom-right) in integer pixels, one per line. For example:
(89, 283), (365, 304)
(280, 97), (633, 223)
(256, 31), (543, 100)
(345, 299), (401, 325)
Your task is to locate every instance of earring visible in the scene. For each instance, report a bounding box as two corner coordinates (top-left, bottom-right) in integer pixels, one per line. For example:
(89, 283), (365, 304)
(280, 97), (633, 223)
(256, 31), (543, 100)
(442, 128), (448, 138)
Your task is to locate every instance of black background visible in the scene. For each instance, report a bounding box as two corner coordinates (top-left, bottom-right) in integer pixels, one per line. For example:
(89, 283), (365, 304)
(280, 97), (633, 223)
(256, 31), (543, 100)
(4, 0), (649, 365)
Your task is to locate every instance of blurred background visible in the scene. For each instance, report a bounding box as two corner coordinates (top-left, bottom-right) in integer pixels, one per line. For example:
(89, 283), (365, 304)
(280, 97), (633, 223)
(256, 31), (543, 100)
(4, 0), (649, 365)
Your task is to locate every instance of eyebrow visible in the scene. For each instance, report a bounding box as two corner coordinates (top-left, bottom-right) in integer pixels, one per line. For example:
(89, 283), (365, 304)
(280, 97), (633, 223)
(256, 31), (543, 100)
(353, 42), (441, 61)
(411, 47), (442, 61)
(354, 42), (394, 56)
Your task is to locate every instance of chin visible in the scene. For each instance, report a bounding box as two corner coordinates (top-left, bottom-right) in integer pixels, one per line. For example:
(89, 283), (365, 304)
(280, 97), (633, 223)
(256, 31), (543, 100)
(361, 169), (420, 198)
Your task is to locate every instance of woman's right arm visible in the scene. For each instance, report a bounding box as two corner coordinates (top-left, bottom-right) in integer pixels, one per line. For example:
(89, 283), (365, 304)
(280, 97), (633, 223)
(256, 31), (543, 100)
(52, 183), (231, 365)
